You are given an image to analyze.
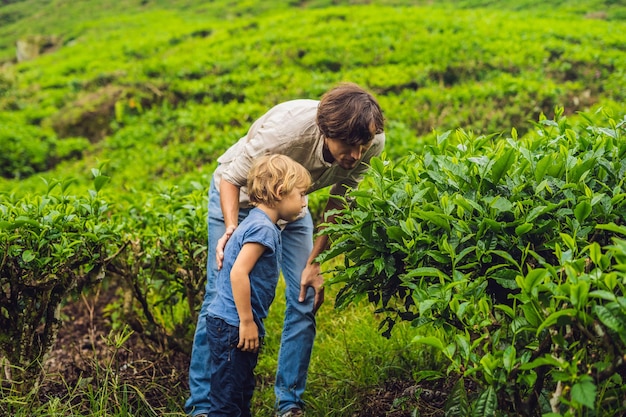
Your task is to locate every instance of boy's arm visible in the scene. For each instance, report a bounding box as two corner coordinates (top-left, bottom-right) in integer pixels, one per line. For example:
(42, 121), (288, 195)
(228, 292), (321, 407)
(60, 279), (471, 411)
(230, 242), (266, 352)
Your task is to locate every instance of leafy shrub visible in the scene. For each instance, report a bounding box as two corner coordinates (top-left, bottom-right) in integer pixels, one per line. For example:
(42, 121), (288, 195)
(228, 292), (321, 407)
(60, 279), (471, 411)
(0, 113), (91, 179)
(0, 171), (118, 398)
(0, 116), (53, 179)
(52, 136), (91, 162)
(319, 109), (626, 415)
(106, 184), (208, 354)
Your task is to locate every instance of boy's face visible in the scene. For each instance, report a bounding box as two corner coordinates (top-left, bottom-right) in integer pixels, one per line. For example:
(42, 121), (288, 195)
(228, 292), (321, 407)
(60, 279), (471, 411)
(277, 186), (308, 222)
(325, 137), (373, 170)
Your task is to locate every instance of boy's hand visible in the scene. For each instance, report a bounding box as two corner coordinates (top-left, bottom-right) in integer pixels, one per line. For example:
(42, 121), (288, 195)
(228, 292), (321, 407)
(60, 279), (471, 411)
(238, 320), (260, 352)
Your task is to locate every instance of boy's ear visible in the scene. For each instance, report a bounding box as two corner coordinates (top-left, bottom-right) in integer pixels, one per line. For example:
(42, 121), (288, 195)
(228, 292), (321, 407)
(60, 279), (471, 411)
(275, 185), (284, 199)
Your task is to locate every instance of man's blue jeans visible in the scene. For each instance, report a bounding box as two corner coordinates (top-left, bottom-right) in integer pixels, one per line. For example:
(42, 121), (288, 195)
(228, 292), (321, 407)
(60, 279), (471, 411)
(185, 179), (316, 416)
(206, 316), (257, 417)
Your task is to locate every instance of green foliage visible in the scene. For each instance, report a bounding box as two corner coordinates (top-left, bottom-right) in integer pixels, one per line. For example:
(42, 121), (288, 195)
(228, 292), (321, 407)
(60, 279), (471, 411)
(1, 1), (625, 188)
(106, 183), (208, 354)
(0, 115), (52, 178)
(319, 110), (626, 415)
(321, 108), (626, 325)
(0, 112), (91, 179)
(0, 171), (118, 397)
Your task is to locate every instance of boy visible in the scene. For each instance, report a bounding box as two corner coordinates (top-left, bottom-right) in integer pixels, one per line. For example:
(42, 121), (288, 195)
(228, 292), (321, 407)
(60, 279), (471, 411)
(205, 154), (312, 416)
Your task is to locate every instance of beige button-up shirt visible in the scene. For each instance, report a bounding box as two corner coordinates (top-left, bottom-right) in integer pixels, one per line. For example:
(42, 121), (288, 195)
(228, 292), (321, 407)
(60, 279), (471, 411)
(213, 99), (385, 208)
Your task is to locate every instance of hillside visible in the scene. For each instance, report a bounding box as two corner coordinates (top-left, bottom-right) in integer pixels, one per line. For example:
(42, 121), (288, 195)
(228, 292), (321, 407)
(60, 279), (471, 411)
(0, 0), (624, 198)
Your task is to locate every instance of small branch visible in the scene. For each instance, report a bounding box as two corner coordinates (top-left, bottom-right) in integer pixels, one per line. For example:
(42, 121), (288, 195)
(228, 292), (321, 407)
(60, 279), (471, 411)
(104, 240), (130, 263)
(550, 380), (563, 413)
(594, 355), (625, 383)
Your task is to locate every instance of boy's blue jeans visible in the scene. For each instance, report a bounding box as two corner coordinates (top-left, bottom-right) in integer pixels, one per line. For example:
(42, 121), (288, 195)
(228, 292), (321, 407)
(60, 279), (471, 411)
(185, 179), (316, 416)
(206, 316), (257, 417)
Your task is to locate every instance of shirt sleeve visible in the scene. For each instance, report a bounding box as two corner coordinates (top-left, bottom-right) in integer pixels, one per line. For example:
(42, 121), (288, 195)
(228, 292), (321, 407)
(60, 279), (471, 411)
(220, 118), (282, 188)
(242, 222), (278, 255)
(219, 102), (317, 188)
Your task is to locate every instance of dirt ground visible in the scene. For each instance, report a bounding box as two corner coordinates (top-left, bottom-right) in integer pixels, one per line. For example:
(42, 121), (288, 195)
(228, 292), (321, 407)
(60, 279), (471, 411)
(39, 289), (447, 417)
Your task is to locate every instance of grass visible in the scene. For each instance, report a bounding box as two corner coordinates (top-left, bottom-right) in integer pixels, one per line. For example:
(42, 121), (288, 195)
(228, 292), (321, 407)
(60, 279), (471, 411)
(1, 278), (429, 416)
(245, 278), (431, 416)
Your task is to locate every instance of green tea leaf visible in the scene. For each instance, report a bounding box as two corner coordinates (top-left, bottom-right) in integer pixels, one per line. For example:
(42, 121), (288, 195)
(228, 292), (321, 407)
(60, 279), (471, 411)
(520, 303), (541, 327)
(594, 304), (626, 335)
(503, 345), (516, 373)
(404, 267), (445, 279)
(445, 378), (469, 417)
(494, 304), (515, 318)
(519, 354), (564, 370)
(515, 223), (533, 236)
(570, 281), (589, 309)
(412, 335), (445, 351)
(491, 148), (515, 184)
(588, 290), (616, 302)
(472, 386), (497, 417)
(22, 250), (36, 263)
(535, 154), (553, 183)
(596, 222), (626, 236)
(93, 175), (111, 192)
(536, 308), (577, 334)
(522, 269), (548, 293)
(574, 200), (592, 223)
(454, 334), (470, 361)
(488, 196), (513, 213)
(586, 242), (602, 266)
(560, 233), (577, 251)
(571, 376), (596, 410)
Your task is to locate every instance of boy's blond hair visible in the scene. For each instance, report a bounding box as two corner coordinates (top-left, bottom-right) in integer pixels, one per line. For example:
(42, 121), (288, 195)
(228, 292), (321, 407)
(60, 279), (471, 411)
(247, 154), (312, 207)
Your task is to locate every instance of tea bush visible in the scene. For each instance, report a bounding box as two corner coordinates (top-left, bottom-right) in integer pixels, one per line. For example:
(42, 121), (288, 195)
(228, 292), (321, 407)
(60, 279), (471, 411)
(0, 171), (118, 398)
(105, 184), (208, 354)
(319, 109), (626, 415)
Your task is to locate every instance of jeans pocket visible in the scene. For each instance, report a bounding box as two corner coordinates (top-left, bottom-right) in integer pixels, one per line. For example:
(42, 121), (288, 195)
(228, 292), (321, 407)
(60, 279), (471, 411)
(227, 325), (239, 349)
(209, 317), (240, 349)
(207, 316), (227, 341)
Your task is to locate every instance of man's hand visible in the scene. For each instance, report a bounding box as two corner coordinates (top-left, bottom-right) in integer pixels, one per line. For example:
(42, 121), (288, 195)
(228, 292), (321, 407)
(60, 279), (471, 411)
(237, 319), (260, 352)
(299, 262), (325, 314)
(216, 225), (237, 270)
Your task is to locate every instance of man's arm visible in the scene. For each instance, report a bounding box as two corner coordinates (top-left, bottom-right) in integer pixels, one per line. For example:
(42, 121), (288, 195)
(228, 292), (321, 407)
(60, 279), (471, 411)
(298, 194), (344, 313)
(216, 179), (241, 270)
(298, 133), (384, 312)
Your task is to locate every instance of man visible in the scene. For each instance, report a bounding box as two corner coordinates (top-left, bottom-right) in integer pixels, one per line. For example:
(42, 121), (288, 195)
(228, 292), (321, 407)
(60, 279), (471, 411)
(186, 82), (385, 417)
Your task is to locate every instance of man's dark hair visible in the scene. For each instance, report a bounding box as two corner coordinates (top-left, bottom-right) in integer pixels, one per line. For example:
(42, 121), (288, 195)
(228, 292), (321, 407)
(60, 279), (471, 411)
(317, 83), (385, 145)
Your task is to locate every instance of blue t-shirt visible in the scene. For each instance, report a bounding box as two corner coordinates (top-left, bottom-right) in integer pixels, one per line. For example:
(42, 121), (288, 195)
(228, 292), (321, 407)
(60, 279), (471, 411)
(206, 208), (281, 337)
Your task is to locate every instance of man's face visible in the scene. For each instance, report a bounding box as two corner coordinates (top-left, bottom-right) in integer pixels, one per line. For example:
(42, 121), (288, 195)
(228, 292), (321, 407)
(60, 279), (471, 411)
(325, 137), (373, 170)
